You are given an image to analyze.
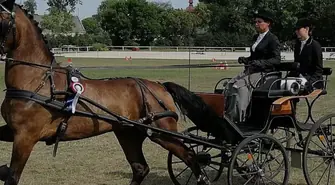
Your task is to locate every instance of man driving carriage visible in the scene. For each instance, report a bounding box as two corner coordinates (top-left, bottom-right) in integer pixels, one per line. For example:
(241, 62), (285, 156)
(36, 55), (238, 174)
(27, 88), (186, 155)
(224, 9), (281, 124)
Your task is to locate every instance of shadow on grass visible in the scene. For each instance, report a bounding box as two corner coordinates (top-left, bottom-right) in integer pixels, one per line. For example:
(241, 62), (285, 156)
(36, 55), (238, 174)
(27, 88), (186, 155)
(104, 167), (309, 185)
(104, 169), (175, 185)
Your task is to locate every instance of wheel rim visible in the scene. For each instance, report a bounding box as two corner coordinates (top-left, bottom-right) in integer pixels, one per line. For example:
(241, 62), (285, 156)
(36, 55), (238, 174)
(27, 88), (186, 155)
(167, 127), (225, 185)
(303, 114), (335, 185)
(228, 135), (289, 185)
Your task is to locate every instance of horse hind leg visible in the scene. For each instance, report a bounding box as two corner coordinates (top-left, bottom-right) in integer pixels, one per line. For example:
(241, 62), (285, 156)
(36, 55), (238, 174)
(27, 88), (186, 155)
(149, 118), (210, 185)
(114, 129), (149, 185)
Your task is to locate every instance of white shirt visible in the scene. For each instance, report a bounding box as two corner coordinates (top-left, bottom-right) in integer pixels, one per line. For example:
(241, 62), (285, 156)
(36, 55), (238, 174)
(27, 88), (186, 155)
(300, 36), (309, 53)
(252, 30), (269, 52)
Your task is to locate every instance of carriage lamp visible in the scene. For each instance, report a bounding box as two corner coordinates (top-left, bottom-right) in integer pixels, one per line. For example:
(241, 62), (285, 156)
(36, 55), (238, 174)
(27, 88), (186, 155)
(289, 82), (300, 95)
(280, 77), (308, 95)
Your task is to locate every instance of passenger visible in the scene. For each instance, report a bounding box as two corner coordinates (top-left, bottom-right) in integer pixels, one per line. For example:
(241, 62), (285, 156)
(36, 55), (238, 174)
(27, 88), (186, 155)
(288, 18), (323, 92)
(224, 9), (281, 123)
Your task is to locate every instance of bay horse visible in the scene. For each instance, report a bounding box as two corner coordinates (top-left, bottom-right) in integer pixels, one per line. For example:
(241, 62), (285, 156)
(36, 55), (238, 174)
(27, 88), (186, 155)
(0, 1), (233, 185)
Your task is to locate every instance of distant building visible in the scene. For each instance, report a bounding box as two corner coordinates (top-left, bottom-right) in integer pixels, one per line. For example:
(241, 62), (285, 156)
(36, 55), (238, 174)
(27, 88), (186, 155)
(33, 14), (86, 36)
(186, 0), (195, 12)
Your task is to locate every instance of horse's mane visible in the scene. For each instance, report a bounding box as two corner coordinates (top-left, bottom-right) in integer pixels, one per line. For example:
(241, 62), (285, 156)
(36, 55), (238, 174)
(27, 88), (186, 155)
(15, 4), (56, 63)
(13, 4), (130, 81)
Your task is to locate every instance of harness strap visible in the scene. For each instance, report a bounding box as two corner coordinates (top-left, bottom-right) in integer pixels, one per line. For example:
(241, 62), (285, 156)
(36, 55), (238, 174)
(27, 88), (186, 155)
(136, 79), (170, 111)
(131, 78), (149, 124)
(5, 88), (67, 109)
(53, 117), (70, 157)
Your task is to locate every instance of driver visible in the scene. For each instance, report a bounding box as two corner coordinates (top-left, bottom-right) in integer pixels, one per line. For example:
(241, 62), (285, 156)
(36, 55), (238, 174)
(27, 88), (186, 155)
(224, 9), (281, 123)
(288, 18), (323, 92)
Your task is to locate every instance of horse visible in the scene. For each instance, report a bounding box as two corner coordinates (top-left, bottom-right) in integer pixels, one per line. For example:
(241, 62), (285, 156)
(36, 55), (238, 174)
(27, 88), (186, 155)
(0, 1), (230, 184)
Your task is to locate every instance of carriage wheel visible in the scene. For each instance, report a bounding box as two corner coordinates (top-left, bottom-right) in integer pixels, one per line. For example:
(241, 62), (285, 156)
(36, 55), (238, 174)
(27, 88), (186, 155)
(228, 134), (289, 185)
(167, 126), (225, 185)
(214, 78), (231, 94)
(303, 113), (335, 185)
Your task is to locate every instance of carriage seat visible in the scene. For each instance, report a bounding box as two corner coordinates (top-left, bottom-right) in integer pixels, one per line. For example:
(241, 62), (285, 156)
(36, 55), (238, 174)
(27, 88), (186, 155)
(252, 89), (296, 98)
(251, 72), (290, 98)
(252, 67), (332, 98)
(323, 67), (332, 76)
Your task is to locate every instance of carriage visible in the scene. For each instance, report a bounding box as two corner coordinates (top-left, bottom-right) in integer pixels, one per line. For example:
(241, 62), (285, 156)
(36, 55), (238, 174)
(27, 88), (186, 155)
(166, 64), (334, 185)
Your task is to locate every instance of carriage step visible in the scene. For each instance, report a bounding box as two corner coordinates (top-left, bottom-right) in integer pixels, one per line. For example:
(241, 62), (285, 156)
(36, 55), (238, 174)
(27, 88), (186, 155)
(122, 122), (134, 127)
(237, 124), (264, 136)
(296, 121), (314, 130)
(291, 150), (302, 169)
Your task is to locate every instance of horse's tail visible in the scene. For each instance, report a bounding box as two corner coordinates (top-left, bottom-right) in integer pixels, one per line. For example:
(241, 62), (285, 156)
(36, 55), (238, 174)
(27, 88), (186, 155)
(162, 82), (237, 142)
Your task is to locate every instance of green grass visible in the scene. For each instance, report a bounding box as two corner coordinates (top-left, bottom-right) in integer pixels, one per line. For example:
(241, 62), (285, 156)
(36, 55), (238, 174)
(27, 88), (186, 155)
(0, 57), (334, 185)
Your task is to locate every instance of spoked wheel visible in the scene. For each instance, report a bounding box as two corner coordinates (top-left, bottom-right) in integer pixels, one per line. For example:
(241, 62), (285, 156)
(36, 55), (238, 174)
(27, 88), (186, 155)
(214, 77), (231, 94)
(228, 134), (289, 185)
(303, 113), (335, 185)
(167, 126), (225, 185)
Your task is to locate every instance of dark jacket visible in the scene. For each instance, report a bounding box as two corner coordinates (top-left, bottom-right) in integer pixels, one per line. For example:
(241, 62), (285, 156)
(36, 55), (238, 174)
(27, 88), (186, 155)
(246, 31), (281, 73)
(289, 37), (323, 88)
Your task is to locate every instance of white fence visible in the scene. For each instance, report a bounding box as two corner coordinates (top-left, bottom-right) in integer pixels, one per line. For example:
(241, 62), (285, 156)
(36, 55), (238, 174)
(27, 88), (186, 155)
(57, 50), (335, 61)
(53, 46), (335, 53)
(53, 46), (335, 61)
(53, 46), (252, 53)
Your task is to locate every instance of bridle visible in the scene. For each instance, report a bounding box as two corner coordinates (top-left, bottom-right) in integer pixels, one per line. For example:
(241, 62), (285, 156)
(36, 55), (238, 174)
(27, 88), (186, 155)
(0, 2), (62, 96)
(0, 2), (16, 58)
(0, 2), (56, 68)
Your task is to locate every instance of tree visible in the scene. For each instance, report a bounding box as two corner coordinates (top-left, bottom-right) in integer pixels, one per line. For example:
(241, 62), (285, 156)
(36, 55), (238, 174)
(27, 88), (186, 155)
(95, 0), (335, 47)
(311, 2), (335, 46)
(81, 16), (112, 45)
(198, 0), (335, 46)
(45, 0), (82, 13)
(41, 0), (82, 35)
(98, 0), (166, 46)
(159, 9), (201, 46)
(23, 0), (37, 15)
(41, 9), (74, 34)
(82, 17), (101, 35)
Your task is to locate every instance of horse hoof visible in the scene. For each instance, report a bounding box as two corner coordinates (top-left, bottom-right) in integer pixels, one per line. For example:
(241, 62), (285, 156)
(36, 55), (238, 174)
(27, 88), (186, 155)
(0, 165), (9, 181)
(197, 174), (210, 185)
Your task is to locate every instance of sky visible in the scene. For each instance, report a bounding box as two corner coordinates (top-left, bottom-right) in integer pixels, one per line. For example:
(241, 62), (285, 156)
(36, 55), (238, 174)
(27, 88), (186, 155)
(18, 0), (199, 20)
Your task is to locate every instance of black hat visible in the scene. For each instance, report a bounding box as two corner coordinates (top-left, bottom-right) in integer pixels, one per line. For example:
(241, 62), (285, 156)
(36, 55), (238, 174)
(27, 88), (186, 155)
(253, 9), (274, 23)
(295, 18), (313, 29)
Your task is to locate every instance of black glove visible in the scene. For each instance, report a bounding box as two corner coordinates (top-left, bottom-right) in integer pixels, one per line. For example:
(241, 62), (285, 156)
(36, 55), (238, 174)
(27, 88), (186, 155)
(238, 57), (248, 64)
(303, 81), (314, 93)
(249, 60), (263, 68)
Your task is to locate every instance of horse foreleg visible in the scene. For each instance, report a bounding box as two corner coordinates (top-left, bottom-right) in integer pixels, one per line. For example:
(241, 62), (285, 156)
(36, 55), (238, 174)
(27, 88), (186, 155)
(114, 129), (149, 185)
(0, 125), (14, 181)
(3, 131), (38, 185)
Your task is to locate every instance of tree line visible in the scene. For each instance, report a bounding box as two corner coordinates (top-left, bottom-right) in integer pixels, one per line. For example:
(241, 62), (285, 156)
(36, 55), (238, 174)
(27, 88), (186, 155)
(22, 0), (335, 49)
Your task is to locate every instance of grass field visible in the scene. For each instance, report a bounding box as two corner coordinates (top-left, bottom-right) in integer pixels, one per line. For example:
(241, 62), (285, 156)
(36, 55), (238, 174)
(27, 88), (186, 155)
(0, 57), (334, 185)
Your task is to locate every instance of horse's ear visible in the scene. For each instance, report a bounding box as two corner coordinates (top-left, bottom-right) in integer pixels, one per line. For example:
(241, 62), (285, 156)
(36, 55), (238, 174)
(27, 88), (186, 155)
(1, 0), (15, 11)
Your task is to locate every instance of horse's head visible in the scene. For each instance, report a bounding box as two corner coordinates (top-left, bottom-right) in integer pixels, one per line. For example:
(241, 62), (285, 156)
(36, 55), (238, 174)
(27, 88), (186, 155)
(0, 0), (52, 65)
(0, 0), (16, 55)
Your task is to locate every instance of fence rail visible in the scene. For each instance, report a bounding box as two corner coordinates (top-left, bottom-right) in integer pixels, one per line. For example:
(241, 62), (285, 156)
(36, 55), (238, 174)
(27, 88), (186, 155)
(52, 46), (335, 54)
